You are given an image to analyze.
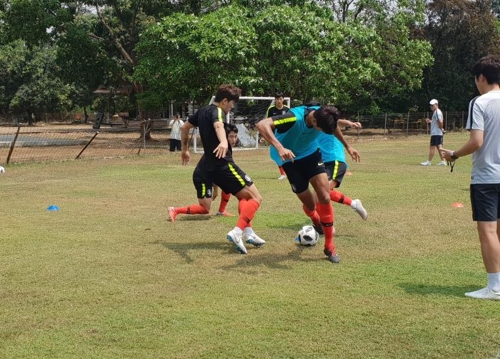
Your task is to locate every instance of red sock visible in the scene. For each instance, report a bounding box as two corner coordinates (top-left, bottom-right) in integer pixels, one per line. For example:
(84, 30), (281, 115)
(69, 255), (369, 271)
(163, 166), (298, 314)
(330, 190), (352, 206)
(218, 191), (231, 213)
(316, 202), (335, 253)
(279, 166), (286, 175)
(302, 204), (321, 227)
(237, 201), (251, 227)
(236, 199), (260, 230)
(175, 205), (209, 215)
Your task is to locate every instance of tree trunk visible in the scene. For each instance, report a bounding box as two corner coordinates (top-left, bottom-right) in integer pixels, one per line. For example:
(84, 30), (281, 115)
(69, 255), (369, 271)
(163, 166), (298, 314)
(140, 118), (153, 141)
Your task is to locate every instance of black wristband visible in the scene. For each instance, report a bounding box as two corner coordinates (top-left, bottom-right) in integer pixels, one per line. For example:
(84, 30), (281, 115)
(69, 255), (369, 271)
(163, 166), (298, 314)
(451, 151), (458, 160)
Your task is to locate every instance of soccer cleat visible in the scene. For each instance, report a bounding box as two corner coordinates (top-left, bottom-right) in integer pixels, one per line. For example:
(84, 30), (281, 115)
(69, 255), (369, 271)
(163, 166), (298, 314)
(323, 248), (341, 264)
(353, 199), (368, 220)
(313, 223), (324, 235)
(227, 230), (247, 254)
(216, 211), (235, 217)
(420, 161), (431, 166)
(464, 287), (500, 300)
(244, 231), (266, 247)
(168, 207), (177, 222)
(277, 175), (287, 180)
(437, 161), (447, 166)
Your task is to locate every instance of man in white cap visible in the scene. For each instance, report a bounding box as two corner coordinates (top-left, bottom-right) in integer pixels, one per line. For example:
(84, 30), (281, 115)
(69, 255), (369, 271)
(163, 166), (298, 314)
(420, 99), (447, 166)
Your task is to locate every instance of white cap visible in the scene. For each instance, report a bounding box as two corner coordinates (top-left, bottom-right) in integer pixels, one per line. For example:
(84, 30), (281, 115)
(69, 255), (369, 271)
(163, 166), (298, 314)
(429, 99), (438, 105)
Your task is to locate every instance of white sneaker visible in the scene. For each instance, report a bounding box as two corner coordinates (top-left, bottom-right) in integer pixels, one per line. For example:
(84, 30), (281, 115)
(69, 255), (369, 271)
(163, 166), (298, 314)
(437, 161), (447, 166)
(277, 175), (287, 180)
(420, 161), (431, 166)
(244, 230), (266, 247)
(227, 230), (247, 254)
(352, 199), (367, 220)
(464, 287), (500, 300)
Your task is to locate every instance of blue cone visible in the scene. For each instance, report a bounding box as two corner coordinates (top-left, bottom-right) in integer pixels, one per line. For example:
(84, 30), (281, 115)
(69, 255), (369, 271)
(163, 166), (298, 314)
(47, 205), (60, 211)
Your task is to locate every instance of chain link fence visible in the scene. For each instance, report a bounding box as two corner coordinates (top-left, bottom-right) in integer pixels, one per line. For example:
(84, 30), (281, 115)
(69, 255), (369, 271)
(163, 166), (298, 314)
(0, 111), (468, 165)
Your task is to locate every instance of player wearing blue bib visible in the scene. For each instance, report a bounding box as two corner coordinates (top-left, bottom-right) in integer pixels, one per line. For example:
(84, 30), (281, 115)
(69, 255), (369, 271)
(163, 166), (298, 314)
(257, 105), (360, 263)
(317, 124), (368, 221)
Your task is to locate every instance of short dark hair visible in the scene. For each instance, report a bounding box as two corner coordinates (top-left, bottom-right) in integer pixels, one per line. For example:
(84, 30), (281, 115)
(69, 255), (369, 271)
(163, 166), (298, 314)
(313, 106), (340, 134)
(225, 123), (238, 134)
(472, 55), (500, 85)
(214, 84), (241, 103)
(274, 92), (285, 99)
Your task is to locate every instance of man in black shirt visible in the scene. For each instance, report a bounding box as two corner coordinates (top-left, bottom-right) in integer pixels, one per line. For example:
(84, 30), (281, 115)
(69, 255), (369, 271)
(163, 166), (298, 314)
(179, 84), (264, 254)
(266, 92), (290, 180)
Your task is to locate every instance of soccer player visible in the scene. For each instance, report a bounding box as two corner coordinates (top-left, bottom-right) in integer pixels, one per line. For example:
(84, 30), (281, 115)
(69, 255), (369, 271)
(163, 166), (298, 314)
(168, 123), (238, 222)
(256, 104), (360, 263)
(420, 99), (447, 166)
(317, 121), (368, 220)
(179, 84), (264, 255)
(441, 55), (500, 300)
(266, 92), (291, 180)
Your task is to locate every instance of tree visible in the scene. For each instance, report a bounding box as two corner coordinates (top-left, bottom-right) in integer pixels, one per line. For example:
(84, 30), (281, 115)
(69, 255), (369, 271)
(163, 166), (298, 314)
(136, 3), (432, 112)
(422, 0), (500, 110)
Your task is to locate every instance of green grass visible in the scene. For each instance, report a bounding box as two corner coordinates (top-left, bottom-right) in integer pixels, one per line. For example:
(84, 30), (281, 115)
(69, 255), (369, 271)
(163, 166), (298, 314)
(1, 133), (500, 358)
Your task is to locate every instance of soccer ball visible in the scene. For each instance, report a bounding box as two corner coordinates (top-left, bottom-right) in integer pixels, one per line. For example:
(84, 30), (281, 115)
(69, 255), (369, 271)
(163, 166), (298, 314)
(0, 166), (5, 174)
(295, 225), (319, 246)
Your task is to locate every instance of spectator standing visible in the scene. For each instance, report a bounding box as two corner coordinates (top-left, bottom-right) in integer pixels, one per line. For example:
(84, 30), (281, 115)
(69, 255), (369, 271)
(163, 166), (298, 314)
(169, 113), (184, 152)
(421, 99), (447, 166)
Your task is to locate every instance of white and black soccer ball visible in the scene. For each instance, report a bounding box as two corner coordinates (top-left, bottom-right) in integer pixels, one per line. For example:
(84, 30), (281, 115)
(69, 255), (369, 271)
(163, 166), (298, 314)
(295, 225), (319, 246)
(0, 166), (5, 174)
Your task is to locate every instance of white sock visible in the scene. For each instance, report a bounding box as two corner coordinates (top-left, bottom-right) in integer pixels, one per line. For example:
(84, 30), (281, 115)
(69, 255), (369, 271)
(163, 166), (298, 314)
(350, 201), (357, 209)
(487, 272), (500, 292)
(233, 227), (243, 236)
(243, 227), (253, 236)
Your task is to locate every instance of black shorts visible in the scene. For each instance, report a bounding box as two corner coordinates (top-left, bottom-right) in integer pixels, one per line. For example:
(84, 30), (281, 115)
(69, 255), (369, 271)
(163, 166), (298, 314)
(325, 160), (347, 187)
(430, 135), (443, 146)
(470, 184), (500, 221)
(282, 149), (326, 193)
(193, 166), (213, 199)
(209, 162), (253, 195)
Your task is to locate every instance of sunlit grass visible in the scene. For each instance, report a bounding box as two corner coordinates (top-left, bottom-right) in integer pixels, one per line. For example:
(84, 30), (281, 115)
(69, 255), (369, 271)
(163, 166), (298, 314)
(1, 133), (499, 358)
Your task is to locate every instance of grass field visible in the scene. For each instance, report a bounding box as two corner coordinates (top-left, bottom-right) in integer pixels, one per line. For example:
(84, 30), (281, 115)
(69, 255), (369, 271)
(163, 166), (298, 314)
(1, 132), (499, 359)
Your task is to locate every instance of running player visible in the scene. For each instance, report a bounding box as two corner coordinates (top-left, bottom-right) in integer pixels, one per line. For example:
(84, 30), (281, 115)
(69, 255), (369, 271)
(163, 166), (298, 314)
(256, 104), (360, 263)
(179, 84), (264, 254)
(168, 123), (238, 222)
(317, 121), (368, 220)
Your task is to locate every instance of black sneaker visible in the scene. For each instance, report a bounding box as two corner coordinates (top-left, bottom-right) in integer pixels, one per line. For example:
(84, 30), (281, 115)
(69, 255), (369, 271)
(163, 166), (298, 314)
(313, 223), (324, 235)
(323, 248), (340, 263)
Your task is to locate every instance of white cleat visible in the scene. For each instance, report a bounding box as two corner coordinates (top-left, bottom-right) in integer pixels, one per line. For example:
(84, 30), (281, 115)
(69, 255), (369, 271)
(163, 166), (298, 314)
(244, 231), (266, 247)
(437, 161), (447, 166)
(464, 287), (500, 300)
(353, 199), (368, 220)
(227, 230), (247, 254)
(277, 175), (287, 180)
(420, 161), (431, 166)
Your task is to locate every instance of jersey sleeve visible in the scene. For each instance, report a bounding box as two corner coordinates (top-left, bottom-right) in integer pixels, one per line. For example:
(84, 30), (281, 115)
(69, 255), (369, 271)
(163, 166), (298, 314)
(272, 112), (297, 133)
(187, 113), (198, 127)
(210, 105), (226, 125)
(466, 96), (481, 131)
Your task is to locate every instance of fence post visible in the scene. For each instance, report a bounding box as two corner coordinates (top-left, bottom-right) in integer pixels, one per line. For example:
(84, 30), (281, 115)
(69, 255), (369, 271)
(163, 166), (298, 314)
(384, 113), (387, 135)
(406, 112), (409, 136)
(75, 131), (99, 159)
(6, 125), (21, 164)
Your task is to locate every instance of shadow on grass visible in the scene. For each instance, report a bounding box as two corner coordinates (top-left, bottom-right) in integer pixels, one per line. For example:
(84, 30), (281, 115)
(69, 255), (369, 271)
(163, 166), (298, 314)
(154, 241), (228, 263)
(398, 283), (478, 297)
(154, 240), (326, 269)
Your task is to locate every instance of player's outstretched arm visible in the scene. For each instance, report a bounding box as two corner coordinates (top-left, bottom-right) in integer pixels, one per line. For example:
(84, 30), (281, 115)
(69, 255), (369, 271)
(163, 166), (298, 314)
(256, 118), (295, 162)
(213, 122), (228, 159)
(333, 126), (360, 162)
